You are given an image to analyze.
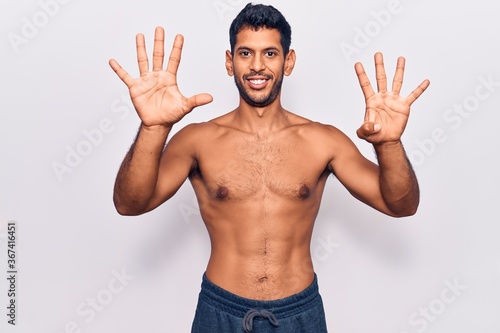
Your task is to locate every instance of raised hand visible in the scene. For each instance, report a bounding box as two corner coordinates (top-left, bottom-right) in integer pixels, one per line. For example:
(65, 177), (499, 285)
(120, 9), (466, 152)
(354, 52), (430, 144)
(109, 27), (213, 128)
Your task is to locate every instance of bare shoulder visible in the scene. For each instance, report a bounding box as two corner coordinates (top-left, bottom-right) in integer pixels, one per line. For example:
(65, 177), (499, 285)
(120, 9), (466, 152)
(292, 115), (363, 165)
(160, 122), (221, 161)
(206, 110), (240, 129)
(291, 115), (351, 143)
(170, 120), (222, 142)
(168, 111), (241, 148)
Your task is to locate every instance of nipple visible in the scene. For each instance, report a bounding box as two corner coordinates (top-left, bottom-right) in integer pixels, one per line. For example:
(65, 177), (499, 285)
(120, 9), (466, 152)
(216, 186), (229, 199)
(298, 185), (311, 199)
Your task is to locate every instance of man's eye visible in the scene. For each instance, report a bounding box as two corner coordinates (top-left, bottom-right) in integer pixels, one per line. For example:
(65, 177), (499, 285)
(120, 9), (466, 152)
(240, 51), (250, 56)
(266, 52), (276, 57)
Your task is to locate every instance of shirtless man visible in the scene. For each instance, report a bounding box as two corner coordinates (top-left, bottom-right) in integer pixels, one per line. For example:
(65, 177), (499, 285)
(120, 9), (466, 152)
(109, 3), (429, 333)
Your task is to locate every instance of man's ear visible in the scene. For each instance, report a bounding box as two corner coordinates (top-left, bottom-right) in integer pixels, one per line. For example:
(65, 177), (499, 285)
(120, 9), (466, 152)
(284, 49), (296, 76)
(225, 50), (234, 76)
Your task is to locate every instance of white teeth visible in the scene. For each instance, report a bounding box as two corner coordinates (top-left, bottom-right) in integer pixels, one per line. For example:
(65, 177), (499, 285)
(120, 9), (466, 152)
(250, 79), (266, 84)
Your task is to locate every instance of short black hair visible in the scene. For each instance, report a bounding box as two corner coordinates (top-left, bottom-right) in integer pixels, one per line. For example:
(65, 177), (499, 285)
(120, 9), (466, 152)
(229, 3), (292, 55)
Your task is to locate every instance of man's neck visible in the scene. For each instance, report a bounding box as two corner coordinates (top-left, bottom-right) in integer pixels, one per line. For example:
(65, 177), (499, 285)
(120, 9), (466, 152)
(234, 99), (290, 135)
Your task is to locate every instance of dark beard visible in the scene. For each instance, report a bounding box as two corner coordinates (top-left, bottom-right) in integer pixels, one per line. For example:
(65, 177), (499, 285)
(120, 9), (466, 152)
(234, 71), (284, 108)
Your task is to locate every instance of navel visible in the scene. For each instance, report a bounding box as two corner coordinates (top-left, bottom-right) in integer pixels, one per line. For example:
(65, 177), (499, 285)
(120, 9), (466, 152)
(216, 186), (229, 199)
(257, 276), (269, 283)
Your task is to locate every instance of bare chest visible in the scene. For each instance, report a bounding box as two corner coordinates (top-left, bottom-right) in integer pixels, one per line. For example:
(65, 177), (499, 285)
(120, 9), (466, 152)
(192, 135), (328, 201)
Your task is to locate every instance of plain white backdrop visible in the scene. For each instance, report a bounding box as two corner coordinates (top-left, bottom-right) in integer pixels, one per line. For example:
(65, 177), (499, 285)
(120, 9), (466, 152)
(1, 0), (499, 332)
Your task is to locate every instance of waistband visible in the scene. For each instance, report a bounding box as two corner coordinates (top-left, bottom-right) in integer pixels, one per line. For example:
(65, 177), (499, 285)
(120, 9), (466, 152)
(198, 273), (321, 319)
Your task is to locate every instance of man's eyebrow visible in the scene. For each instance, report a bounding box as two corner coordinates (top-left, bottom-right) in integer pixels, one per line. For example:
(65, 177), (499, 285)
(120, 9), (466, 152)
(235, 46), (250, 52)
(264, 47), (281, 52)
(235, 46), (281, 52)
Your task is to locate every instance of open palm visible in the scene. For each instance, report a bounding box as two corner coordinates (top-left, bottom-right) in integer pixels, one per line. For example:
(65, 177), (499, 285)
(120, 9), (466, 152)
(355, 52), (430, 144)
(109, 27), (213, 127)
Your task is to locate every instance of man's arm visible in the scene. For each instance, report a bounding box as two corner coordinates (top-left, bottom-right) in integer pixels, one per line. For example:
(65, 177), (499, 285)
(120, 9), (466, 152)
(331, 53), (429, 217)
(113, 124), (170, 216)
(109, 27), (212, 215)
(373, 141), (419, 216)
(328, 129), (417, 217)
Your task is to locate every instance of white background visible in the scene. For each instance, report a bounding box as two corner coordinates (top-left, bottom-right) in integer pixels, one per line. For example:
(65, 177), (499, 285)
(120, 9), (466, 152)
(1, 0), (499, 332)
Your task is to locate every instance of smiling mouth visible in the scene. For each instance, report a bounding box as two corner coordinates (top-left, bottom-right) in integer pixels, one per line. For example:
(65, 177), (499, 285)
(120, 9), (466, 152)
(249, 79), (267, 85)
(246, 76), (271, 89)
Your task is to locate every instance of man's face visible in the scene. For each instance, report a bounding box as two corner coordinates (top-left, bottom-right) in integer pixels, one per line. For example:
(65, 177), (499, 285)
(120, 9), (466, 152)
(226, 28), (295, 108)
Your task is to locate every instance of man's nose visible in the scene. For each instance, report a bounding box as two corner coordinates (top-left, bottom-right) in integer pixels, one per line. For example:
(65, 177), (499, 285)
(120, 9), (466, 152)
(250, 55), (266, 72)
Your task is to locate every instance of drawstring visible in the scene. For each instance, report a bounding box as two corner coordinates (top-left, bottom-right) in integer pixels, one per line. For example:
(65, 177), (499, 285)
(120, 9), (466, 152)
(242, 309), (280, 333)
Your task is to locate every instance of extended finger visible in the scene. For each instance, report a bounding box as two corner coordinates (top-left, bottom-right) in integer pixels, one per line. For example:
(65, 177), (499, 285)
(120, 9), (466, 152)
(356, 122), (381, 140)
(405, 79), (430, 105)
(109, 59), (135, 88)
(136, 33), (149, 76)
(186, 93), (214, 111)
(354, 62), (375, 100)
(392, 56), (405, 95)
(374, 52), (387, 93)
(166, 34), (184, 76)
(152, 26), (165, 72)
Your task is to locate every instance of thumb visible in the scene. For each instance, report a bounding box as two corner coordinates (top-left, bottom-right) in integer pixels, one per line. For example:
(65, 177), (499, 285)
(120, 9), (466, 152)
(356, 122), (381, 140)
(186, 93), (213, 111)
